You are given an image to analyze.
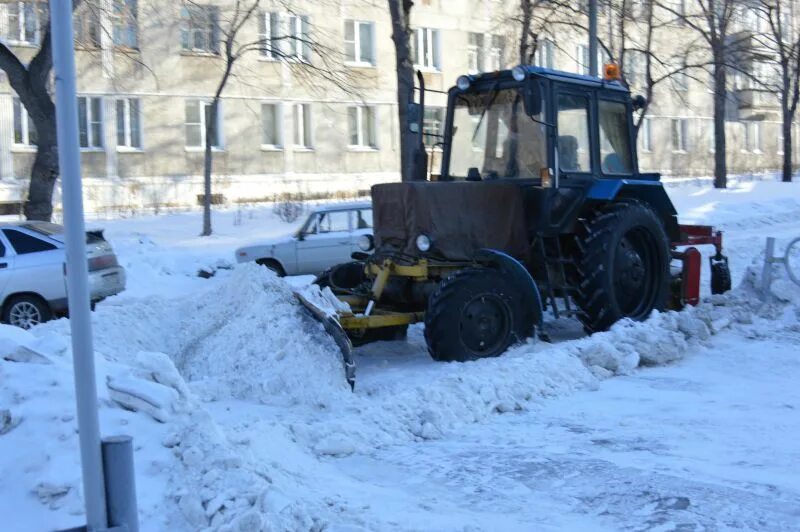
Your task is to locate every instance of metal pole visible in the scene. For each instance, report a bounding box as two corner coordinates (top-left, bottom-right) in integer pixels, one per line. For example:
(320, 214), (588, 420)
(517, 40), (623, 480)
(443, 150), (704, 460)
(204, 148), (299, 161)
(102, 436), (139, 532)
(589, 0), (598, 77)
(761, 237), (775, 301)
(49, 1), (108, 529)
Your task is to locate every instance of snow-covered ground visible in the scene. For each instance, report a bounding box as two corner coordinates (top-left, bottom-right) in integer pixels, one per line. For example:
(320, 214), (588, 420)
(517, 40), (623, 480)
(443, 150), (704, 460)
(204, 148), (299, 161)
(1, 175), (800, 531)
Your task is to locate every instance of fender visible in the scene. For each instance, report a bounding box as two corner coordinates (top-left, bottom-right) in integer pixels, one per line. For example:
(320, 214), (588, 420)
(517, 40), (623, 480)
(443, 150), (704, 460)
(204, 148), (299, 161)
(474, 248), (545, 328)
(587, 179), (680, 241)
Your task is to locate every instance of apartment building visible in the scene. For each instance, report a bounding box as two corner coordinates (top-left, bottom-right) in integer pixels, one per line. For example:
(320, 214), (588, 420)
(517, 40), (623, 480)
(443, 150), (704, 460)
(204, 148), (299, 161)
(0, 0), (795, 212)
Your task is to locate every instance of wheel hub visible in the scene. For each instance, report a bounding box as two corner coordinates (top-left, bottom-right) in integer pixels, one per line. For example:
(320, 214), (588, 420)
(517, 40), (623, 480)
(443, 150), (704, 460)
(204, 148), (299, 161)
(10, 302), (42, 329)
(459, 294), (511, 354)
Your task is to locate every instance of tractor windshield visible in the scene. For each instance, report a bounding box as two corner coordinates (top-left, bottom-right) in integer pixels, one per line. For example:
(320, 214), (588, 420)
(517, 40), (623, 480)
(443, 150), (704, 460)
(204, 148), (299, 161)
(448, 88), (547, 180)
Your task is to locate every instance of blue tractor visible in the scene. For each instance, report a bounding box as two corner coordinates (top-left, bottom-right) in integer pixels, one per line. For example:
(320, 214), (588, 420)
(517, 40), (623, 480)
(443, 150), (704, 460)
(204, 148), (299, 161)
(311, 65), (730, 386)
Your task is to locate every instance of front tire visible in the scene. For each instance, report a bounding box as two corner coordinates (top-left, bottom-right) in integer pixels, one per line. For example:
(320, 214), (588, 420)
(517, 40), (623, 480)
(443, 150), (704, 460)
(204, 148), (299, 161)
(256, 259), (285, 277)
(3, 295), (52, 329)
(572, 201), (671, 332)
(424, 268), (534, 362)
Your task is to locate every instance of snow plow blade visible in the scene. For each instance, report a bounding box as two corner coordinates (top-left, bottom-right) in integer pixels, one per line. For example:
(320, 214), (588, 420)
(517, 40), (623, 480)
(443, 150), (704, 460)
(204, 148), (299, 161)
(294, 291), (356, 391)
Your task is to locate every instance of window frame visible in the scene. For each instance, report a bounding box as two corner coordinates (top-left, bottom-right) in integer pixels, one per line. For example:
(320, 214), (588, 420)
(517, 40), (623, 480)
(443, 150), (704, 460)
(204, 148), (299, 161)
(671, 118), (689, 153)
(180, 4), (219, 54)
(259, 11), (280, 60)
(534, 38), (555, 69)
(12, 97), (37, 149)
(639, 116), (652, 153)
(466, 32), (483, 74)
(344, 19), (375, 66)
(555, 89), (594, 175)
(77, 96), (104, 150)
(288, 14), (311, 62)
(260, 102), (283, 149)
(184, 99), (222, 150)
(292, 103), (312, 149)
(3, 1), (45, 46)
(2, 228), (57, 255)
(347, 105), (377, 150)
(115, 97), (143, 151)
(414, 27), (441, 71)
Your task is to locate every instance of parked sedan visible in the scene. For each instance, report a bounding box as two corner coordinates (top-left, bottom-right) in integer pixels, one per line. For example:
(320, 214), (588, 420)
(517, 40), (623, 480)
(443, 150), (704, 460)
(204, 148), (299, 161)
(0, 221), (126, 329)
(235, 202), (373, 276)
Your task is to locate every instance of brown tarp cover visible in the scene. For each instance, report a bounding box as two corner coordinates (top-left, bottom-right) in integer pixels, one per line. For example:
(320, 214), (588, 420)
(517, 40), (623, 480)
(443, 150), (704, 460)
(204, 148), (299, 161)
(372, 181), (529, 261)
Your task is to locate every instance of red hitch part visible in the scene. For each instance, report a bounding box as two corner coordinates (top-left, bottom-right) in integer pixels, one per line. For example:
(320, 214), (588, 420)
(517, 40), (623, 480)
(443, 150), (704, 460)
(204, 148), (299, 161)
(672, 224), (732, 301)
(672, 246), (702, 306)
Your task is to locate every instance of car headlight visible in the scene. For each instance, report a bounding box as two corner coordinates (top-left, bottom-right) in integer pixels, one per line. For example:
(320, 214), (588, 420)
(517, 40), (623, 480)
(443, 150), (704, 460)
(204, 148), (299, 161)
(357, 234), (375, 252)
(416, 234), (431, 252)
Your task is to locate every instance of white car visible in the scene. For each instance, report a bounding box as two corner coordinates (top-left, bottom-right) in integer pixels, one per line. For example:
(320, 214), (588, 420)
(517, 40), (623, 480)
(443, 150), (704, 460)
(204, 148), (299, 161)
(235, 202), (373, 276)
(0, 221), (126, 329)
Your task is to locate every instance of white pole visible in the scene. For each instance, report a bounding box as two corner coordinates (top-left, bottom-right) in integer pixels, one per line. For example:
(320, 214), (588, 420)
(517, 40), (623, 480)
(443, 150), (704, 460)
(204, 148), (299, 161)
(49, 1), (108, 529)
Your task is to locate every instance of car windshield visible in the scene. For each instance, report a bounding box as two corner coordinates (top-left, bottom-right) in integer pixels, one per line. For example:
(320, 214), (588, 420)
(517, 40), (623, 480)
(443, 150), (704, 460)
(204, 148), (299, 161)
(448, 88), (547, 180)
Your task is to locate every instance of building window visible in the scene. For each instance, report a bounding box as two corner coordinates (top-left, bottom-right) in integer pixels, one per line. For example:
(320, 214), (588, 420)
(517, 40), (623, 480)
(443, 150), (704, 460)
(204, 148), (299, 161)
(672, 0), (686, 24)
(488, 35), (505, 71)
(624, 51), (642, 87)
(671, 118), (688, 152)
(706, 119), (715, 152)
(467, 32), (484, 74)
(112, 0), (138, 49)
(180, 5), (219, 54)
(289, 15), (311, 61)
(576, 44), (590, 75)
(261, 103), (281, 147)
(293, 103), (312, 148)
(348, 106), (376, 148)
(672, 61), (689, 91)
(534, 38), (554, 69)
(74, 5), (101, 48)
(115, 98), (141, 149)
(77, 96), (103, 149)
(185, 100), (220, 148)
(259, 12), (280, 59)
(639, 117), (652, 152)
(12, 97), (37, 147)
(413, 27), (440, 71)
(345, 20), (374, 65)
(423, 107), (444, 148)
(778, 128), (784, 155)
(745, 121), (762, 153)
(2, 1), (46, 45)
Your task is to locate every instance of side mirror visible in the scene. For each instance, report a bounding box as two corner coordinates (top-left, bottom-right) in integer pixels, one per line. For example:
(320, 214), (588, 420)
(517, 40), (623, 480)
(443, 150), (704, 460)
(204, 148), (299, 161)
(523, 79), (543, 117)
(632, 94), (647, 111)
(407, 102), (422, 133)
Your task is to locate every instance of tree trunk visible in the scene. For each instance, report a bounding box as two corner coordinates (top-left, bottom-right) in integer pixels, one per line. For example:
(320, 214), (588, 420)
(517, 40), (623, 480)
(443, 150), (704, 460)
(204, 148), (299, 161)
(782, 106), (793, 183)
(389, 0), (415, 182)
(201, 99), (217, 237)
(712, 57), (727, 189)
(24, 139), (59, 221)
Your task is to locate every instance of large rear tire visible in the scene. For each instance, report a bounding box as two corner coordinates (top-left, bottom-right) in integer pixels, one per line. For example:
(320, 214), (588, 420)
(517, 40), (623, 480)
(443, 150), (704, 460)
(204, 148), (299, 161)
(424, 268), (534, 362)
(572, 201), (671, 332)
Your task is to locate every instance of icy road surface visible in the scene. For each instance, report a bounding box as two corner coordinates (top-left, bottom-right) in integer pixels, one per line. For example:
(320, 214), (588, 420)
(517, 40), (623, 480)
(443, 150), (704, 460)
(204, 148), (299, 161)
(1, 174), (799, 531)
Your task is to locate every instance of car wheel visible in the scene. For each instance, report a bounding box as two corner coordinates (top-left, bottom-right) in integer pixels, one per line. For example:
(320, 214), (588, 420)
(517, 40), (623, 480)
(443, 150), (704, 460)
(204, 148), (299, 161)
(3, 295), (53, 330)
(256, 259), (286, 277)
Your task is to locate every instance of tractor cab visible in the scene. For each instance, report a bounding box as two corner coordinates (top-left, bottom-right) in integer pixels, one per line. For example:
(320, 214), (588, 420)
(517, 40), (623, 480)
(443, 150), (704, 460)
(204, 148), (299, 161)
(439, 66), (641, 186)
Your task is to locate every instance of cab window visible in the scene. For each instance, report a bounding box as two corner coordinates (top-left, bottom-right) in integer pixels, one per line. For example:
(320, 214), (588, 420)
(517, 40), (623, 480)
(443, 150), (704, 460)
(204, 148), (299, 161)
(557, 94), (591, 172)
(599, 100), (633, 174)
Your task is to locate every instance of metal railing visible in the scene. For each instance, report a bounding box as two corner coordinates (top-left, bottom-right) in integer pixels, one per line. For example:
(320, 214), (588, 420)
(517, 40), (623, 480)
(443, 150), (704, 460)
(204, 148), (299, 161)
(761, 237), (800, 298)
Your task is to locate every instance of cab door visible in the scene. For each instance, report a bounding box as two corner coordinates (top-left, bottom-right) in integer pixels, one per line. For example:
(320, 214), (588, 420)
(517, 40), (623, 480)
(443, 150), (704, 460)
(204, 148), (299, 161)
(0, 234), (14, 301)
(554, 87), (596, 182)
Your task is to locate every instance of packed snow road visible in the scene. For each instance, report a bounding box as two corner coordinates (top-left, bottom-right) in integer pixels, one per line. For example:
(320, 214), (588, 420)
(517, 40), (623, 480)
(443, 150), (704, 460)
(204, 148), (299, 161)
(1, 175), (799, 531)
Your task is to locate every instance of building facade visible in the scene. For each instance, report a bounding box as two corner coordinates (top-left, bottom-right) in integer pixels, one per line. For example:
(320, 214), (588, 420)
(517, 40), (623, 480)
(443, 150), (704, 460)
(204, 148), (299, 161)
(0, 0), (796, 213)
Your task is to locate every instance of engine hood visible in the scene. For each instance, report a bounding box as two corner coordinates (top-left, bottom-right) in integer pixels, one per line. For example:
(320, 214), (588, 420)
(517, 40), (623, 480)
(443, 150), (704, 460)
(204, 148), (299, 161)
(372, 181), (529, 261)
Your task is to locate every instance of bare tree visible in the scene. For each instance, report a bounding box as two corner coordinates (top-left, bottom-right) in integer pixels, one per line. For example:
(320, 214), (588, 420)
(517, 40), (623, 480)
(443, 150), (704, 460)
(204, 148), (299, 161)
(388, 0), (414, 182)
(0, 2), (74, 221)
(192, 0), (358, 236)
(754, 0), (799, 183)
(659, 0), (751, 189)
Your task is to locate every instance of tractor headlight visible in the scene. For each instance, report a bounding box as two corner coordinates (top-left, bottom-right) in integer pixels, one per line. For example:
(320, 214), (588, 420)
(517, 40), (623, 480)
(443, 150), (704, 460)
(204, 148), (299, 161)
(512, 65), (527, 82)
(416, 234), (432, 252)
(357, 234), (375, 252)
(456, 75), (472, 91)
